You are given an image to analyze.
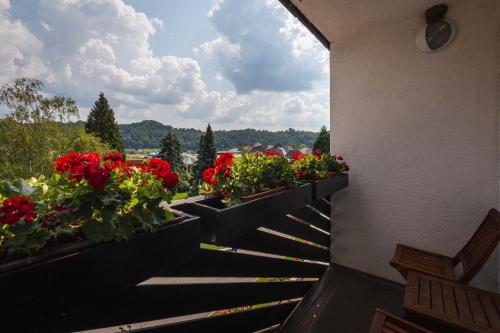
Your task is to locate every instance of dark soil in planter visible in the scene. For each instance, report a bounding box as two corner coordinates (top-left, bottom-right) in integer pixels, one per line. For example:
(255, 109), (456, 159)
(174, 183), (312, 243)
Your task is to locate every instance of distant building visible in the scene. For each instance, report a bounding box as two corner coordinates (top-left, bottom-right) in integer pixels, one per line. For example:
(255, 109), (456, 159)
(182, 152), (197, 166)
(300, 148), (312, 155)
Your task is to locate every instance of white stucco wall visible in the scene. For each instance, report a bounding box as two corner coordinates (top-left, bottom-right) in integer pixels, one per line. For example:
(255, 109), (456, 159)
(296, 0), (500, 289)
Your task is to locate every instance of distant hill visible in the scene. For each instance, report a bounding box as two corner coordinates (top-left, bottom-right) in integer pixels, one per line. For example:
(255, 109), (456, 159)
(119, 120), (320, 150)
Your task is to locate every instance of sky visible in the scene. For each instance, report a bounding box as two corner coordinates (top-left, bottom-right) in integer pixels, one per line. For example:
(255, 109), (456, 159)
(0, 0), (329, 130)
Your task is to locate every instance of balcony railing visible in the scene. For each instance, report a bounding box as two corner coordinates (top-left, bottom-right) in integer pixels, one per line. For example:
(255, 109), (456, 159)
(1, 175), (348, 332)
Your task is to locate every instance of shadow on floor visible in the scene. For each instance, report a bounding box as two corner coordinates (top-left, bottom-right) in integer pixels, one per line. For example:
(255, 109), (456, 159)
(282, 264), (405, 333)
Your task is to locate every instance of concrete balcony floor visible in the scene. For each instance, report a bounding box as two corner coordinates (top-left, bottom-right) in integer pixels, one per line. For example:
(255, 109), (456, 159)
(283, 264), (467, 333)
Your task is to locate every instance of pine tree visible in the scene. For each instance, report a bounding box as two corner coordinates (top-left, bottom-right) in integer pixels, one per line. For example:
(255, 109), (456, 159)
(313, 125), (330, 153)
(85, 93), (124, 153)
(194, 124), (217, 179)
(159, 132), (183, 171)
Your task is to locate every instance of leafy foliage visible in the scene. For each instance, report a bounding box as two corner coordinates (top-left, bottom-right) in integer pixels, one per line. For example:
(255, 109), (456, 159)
(85, 93), (124, 153)
(0, 78), (111, 180)
(159, 132), (183, 171)
(292, 152), (349, 180)
(0, 78), (78, 123)
(119, 120), (320, 150)
(313, 126), (330, 153)
(0, 152), (179, 257)
(201, 152), (298, 206)
(292, 152), (328, 180)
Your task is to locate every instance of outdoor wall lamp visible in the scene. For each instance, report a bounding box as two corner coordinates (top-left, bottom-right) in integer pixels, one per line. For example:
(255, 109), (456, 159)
(415, 4), (456, 53)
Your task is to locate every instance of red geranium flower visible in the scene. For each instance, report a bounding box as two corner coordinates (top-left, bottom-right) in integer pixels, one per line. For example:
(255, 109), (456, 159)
(103, 151), (124, 170)
(313, 150), (322, 160)
(162, 172), (179, 189)
(292, 151), (305, 161)
(296, 169), (305, 178)
(55, 152), (103, 183)
(254, 152), (260, 157)
(215, 153), (234, 168)
(265, 150), (280, 157)
(0, 196), (37, 225)
(54, 152), (83, 173)
(214, 152), (234, 177)
(337, 156), (344, 161)
(203, 168), (217, 185)
(146, 158), (171, 179)
(84, 163), (110, 189)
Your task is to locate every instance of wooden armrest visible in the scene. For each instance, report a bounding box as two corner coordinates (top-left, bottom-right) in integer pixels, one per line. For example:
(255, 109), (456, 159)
(390, 244), (455, 280)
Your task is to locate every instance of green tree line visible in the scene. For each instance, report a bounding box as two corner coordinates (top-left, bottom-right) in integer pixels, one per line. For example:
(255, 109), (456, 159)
(120, 120), (321, 150)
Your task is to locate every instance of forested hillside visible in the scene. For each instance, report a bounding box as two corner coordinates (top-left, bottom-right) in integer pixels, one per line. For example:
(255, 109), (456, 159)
(119, 120), (320, 150)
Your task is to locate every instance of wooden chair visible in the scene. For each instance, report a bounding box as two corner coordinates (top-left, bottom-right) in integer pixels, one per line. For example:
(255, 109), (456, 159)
(369, 308), (435, 333)
(390, 208), (500, 283)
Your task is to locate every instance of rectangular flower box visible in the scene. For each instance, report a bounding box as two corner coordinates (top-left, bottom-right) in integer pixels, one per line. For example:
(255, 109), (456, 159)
(306, 173), (349, 200)
(0, 212), (200, 303)
(174, 183), (312, 243)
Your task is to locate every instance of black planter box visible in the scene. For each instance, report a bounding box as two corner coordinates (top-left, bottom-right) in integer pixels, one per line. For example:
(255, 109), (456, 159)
(0, 212), (200, 306)
(174, 183), (312, 243)
(307, 173), (349, 200)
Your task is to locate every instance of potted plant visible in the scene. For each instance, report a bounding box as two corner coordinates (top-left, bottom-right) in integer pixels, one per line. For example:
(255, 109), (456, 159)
(292, 151), (349, 200)
(0, 152), (200, 301)
(174, 151), (312, 243)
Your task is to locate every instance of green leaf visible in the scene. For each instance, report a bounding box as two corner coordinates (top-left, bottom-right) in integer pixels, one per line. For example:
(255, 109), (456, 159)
(82, 219), (115, 243)
(0, 178), (41, 198)
(114, 215), (135, 241)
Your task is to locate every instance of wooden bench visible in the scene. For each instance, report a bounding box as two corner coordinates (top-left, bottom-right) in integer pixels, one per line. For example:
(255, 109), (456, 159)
(404, 271), (500, 333)
(390, 208), (500, 283)
(369, 308), (435, 333)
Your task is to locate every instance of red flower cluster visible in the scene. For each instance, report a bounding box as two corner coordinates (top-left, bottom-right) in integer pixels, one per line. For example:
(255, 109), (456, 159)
(103, 151), (124, 170)
(265, 150), (280, 157)
(296, 169), (305, 178)
(144, 159), (171, 178)
(56, 153), (180, 190)
(162, 172), (180, 189)
(292, 151), (305, 161)
(143, 158), (179, 189)
(84, 163), (111, 189)
(203, 168), (217, 185)
(214, 152), (234, 177)
(0, 196), (37, 225)
(313, 150), (322, 160)
(55, 152), (110, 188)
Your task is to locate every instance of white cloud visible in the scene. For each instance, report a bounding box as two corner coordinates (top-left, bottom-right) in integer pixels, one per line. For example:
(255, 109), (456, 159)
(40, 21), (52, 31)
(0, 0), (330, 131)
(197, 0), (328, 93)
(0, 4), (50, 83)
(0, 0), (9, 12)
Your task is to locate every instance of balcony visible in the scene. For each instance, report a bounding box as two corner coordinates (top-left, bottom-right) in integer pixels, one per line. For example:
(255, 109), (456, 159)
(2, 0), (500, 332)
(2, 176), (346, 332)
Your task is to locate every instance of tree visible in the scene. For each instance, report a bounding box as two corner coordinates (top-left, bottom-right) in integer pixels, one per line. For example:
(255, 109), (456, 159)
(85, 93), (124, 153)
(313, 126), (330, 153)
(0, 78), (110, 180)
(194, 124), (216, 180)
(159, 132), (183, 171)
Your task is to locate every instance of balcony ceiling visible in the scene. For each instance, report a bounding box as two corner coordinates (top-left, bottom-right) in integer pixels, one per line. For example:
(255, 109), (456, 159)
(291, 0), (468, 46)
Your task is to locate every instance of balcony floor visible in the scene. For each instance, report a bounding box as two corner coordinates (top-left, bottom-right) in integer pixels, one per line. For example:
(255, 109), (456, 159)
(283, 264), (406, 332)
